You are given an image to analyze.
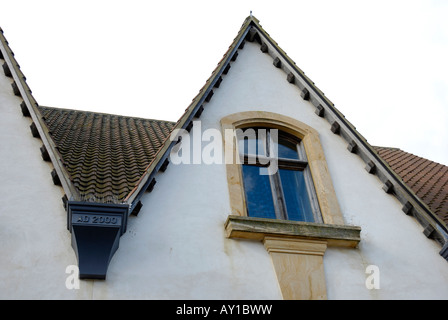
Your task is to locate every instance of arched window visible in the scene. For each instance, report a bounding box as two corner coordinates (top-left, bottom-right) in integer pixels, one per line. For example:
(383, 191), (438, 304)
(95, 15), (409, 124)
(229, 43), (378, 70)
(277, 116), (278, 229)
(221, 111), (346, 225)
(221, 111), (361, 300)
(237, 127), (322, 223)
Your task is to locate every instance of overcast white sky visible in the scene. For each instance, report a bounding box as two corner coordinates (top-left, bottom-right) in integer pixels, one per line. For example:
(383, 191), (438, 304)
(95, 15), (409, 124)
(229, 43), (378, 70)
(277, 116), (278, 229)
(1, 0), (447, 165)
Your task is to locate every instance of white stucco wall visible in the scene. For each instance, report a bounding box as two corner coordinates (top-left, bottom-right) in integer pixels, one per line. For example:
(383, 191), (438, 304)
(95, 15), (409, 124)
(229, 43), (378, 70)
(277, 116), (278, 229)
(0, 63), (96, 299)
(110, 41), (448, 299)
(1, 39), (448, 299)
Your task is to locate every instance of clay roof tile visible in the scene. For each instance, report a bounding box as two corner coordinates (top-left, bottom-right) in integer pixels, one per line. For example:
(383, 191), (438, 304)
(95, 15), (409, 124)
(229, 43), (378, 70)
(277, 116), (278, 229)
(38, 106), (175, 203)
(374, 146), (448, 224)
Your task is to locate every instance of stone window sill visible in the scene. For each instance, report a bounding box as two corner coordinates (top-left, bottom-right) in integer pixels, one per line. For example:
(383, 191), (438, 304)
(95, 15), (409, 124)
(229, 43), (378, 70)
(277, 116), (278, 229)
(224, 215), (361, 248)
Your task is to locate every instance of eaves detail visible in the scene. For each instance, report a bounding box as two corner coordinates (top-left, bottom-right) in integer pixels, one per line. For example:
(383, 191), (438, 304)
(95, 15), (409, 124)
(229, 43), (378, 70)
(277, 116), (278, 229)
(1, 27), (177, 279)
(37, 106), (175, 279)
(242, 18), (448, 252)
(374, 147), (448, 224)
(152, 15), (448, 256)
(2, 14), (448, 279)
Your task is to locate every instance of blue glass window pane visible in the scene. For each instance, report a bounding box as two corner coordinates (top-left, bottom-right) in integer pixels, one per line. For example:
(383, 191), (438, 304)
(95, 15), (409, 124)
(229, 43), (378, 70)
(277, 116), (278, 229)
(279, 169), (314, 222)
(271, 135), (299, 160)
(237, 129), (265, 156)
(241, 165), (276, 219)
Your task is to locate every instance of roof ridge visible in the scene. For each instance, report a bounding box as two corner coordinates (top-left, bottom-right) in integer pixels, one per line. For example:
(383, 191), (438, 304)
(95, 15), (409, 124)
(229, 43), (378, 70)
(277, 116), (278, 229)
(38, 105), (176, 125)
(373, 146), (401, 151)
(375, 145), (448, 168)
(123, 15), (257, 204)
(0, 27), (81, 201)
(117, 16), (448, 242)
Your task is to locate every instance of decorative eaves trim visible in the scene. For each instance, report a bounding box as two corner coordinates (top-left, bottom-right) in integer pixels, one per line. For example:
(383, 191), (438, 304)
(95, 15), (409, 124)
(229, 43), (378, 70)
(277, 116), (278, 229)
(0, 29), (79, 202)
(248, 19), (448, 250)
(124, 16), (255, 211)
(127, 15), (448, 256)
(0, 29), (123, 279)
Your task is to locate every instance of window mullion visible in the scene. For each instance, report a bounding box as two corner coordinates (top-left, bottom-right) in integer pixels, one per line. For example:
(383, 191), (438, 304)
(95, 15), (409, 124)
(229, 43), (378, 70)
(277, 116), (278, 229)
(267, 128), (287, 220)
(270, 170), (288, 220)
(266, 129), (284, 219)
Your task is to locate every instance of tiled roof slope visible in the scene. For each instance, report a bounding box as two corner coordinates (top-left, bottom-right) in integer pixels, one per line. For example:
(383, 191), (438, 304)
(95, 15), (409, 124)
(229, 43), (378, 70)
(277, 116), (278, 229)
(374, 146), (448, 224)
(38, 106), (175, 203)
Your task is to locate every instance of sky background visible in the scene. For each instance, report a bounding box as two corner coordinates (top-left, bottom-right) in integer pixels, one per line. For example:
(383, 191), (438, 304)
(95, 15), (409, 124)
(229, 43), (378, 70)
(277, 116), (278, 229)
(1, 0), (447, 165)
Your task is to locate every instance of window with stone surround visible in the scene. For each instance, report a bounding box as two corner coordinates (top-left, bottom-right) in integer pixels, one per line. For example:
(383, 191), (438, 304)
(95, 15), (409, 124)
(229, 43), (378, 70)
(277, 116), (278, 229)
(237, 127), (322, 223)
(221, 111), (361, 300)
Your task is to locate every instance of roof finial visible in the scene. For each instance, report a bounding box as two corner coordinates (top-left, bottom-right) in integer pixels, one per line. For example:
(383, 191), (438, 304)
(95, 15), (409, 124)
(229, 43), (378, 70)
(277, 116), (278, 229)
(250, 10), (252, 17)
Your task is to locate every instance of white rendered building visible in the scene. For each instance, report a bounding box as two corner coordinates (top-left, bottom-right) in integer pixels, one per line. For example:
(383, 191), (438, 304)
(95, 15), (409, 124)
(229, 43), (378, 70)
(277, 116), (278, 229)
(1, 15), (447, 300)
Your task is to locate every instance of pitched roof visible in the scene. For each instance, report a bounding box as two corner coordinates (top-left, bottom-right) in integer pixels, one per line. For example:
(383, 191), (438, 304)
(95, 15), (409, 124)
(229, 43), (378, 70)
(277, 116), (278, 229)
(374, 146), (448, 224)
(38, 106), (175, 203)
(2, 15), (447, 254)
(129, 15), (448, 247)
